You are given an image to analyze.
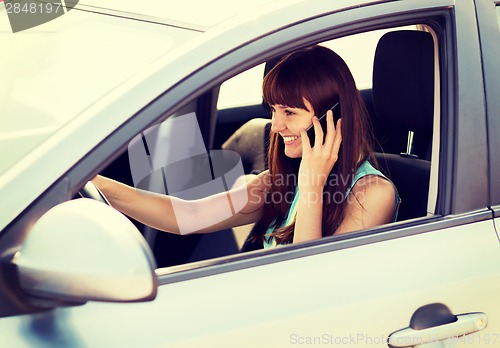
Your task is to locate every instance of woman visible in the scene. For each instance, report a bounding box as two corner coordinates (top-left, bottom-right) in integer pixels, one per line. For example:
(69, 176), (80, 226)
(93, 45), (399, 248)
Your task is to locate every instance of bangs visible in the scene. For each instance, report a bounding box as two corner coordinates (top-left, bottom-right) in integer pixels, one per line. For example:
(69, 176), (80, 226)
(263, 46), (344, 117)
(262, 60), (309, 111)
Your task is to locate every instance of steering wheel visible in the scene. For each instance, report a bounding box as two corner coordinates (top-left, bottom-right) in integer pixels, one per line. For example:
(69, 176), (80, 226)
(78, 181), (111, 205)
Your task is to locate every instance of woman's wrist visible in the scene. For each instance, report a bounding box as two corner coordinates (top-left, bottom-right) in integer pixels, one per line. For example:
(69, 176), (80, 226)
(297, 171), (329, 191)
(298, 181), (325, 194)
(297, 185), (324, 209)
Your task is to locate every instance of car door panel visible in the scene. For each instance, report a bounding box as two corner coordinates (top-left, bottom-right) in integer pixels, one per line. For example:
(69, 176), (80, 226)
(144, 219), (500, 348)
(1, 218), (499, 347)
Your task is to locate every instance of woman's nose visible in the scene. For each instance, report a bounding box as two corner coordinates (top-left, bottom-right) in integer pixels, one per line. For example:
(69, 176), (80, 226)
(271, 113), (286, 133)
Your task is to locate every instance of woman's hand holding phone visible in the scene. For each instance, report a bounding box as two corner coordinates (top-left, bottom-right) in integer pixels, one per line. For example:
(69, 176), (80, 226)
(306, 102), (340, 147)
(298, 104), (342, 191)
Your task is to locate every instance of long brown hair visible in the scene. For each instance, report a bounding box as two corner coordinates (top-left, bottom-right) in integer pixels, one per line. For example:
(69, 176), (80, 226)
(257, 45), (375, 244)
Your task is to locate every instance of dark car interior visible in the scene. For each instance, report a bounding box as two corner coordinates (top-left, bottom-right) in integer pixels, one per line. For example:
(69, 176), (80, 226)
(99, 27), (436, 268)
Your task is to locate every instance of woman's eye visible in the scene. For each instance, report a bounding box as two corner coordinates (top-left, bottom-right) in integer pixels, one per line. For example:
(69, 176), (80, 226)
(285, 110), (295, 116)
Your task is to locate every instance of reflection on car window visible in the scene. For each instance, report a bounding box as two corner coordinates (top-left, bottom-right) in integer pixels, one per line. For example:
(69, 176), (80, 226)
(0, 10), (198, 177)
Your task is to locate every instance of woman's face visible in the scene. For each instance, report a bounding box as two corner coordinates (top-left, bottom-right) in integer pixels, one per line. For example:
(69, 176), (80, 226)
(270, 98), (315, 158)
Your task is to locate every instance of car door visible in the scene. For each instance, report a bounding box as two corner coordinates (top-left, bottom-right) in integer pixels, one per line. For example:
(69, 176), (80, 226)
(477, 0), (500, 238)
(105, 1), (500, 345)
(1, 1), (499, 347)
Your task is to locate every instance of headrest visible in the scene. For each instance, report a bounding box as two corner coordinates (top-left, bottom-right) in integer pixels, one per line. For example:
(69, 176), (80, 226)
(222, 118), (271, 174)
(373, 30), (434, 133)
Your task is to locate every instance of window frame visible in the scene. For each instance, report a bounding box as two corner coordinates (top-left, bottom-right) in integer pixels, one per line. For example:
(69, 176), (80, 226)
(72, 3), (487, 271)
(475, 0), (500, 215)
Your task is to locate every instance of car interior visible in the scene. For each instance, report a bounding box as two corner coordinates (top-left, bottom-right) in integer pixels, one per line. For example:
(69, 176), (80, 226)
(98, 24), (438, 268)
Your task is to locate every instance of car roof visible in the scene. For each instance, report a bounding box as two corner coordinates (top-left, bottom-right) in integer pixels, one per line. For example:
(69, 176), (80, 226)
(75, 0), (281, 30)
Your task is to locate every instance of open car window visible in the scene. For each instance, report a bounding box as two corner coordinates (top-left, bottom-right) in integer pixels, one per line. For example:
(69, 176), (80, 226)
(99, 22), (441, 270)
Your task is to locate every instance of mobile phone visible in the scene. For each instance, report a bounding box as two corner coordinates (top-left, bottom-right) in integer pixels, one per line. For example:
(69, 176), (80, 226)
(306, 101), (341, 147)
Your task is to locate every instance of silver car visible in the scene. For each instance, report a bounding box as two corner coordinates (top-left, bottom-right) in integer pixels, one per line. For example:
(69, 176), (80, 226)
(1, 0), (499, 347)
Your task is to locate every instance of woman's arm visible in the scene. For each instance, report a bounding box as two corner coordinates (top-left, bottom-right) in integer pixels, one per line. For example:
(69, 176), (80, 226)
(293, 112), (342, 243)
(334, 175), (395, 235)
(92, 171), (270, 235)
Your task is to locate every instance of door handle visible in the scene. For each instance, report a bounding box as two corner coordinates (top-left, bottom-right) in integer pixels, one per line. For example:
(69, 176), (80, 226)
(388, 303), (487, 348)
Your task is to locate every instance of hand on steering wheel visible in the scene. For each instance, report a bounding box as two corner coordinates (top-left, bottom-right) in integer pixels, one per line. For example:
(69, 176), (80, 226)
(78, 181), (111, 205)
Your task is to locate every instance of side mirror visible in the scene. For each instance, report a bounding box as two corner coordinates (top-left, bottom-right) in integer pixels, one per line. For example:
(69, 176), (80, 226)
(12, 199), (157, 307)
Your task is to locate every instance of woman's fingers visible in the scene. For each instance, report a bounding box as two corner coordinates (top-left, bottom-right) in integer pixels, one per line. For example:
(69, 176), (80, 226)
(300, 127), (312, 152)
(322, 115), (342, 164)
(323, 110), (335, 147)
(304, 113), (341, 162)
(312, 116), (324, 148)
(332, 118), (342, 154)
(323, 111), (342, 151)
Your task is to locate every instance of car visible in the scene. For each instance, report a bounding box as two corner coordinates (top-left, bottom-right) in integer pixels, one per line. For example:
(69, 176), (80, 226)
(1, 0), (499, 347)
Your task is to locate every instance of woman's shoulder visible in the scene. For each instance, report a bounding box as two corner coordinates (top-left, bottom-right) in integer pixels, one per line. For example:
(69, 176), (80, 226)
(336, 176), (396, 234)
(348, 164), (396, 216)
(354, 160), (384, 178)
(336, 161), (399, 234)
(351, 174), (394, 195)
(351, 160), (394, 198)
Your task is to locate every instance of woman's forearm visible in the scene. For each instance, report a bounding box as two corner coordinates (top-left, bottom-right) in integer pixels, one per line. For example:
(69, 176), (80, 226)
(92, 173), (266, 235)
(92, 175), (183, 234)
(293, 186), (324, 243)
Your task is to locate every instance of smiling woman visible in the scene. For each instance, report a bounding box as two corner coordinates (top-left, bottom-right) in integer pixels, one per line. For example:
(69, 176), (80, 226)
(256, 45), (398, 246)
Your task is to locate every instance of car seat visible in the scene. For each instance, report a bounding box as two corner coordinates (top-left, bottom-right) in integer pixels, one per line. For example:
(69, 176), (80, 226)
(372, 30), (435, 221)
(222, 118), (271, 174)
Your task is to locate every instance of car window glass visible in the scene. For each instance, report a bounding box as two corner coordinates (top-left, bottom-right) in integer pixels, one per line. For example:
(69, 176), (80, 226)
(0, 8), (198, 177)
(217, 63), (265, 109)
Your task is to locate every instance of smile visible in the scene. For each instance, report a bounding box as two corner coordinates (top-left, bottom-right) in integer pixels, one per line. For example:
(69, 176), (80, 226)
(282, 135), (299, 143)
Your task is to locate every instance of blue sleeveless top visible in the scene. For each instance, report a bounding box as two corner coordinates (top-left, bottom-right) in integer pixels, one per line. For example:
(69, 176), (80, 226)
(263, 161), (400, 249)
